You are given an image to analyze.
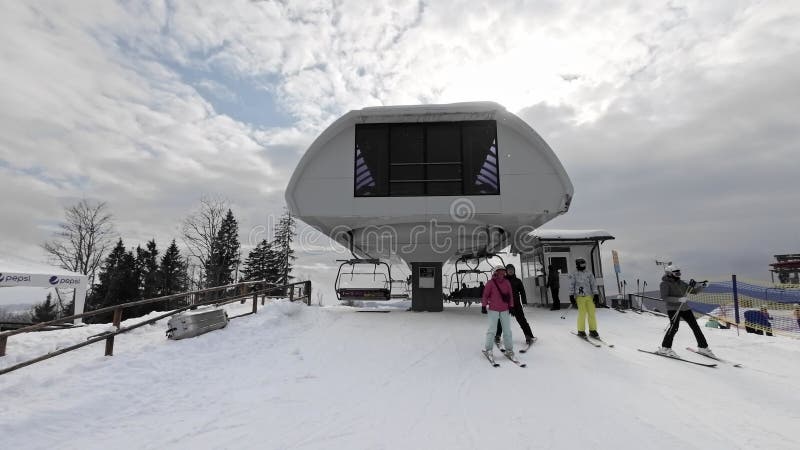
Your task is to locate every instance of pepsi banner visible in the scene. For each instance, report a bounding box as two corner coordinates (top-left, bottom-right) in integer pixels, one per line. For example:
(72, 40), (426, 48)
(0, 272), (84, 287)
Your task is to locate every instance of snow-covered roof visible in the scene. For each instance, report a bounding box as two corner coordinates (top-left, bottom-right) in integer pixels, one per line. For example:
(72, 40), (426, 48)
(357, 101), (503, 123)
(528, 229), (615, 241)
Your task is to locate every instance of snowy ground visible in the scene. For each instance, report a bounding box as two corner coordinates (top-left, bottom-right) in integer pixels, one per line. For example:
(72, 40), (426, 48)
(1, 301), (799, 450)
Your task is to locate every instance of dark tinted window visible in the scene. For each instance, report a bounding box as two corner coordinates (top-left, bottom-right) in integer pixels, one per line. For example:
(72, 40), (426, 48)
(549, 256), (569, 275)
(355, 125), (389, 196)
(462, 122), (499, 195)
(354, 120), (499, 197)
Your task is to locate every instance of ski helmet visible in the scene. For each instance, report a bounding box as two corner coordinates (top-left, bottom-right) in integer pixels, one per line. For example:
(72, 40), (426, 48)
(665, 264), (681, 278)
(493, 265), (506, 273)
(575, 258), (587, 271)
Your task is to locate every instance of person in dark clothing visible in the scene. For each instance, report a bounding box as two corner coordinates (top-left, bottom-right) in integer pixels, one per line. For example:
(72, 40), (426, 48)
(744, 307), (773, 336)
(546, 264), (561, 310)
(656, 265), (714, 358)
(495, 264), (536, 345)
(794, 304), (800, 330)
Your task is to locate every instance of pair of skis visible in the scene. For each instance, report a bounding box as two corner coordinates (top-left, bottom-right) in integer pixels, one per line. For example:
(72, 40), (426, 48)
(637, 348), (742, 368)
(685, 347), (742, 368)
(483, 341), (527, 368)
(571, 331), (614, 348)
(482, 349), (526, 368)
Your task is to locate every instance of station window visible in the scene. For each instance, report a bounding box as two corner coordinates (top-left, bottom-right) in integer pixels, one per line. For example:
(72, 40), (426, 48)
(354, 120), (499, 197)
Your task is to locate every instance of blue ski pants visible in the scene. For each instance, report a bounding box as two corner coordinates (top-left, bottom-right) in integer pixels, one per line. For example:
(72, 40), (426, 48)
(485, 310), (513, 351)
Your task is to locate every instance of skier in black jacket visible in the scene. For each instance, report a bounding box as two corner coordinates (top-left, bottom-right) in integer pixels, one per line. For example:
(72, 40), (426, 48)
(495, 264), (536, 346)
(547, 264), (561, 310)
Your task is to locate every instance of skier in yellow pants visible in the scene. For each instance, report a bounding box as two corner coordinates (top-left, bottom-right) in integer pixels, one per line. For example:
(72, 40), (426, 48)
(569, 257), (601, 338)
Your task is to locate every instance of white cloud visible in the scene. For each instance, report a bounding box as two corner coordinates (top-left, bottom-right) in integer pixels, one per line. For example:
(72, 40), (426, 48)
(1, 0), (798, 299)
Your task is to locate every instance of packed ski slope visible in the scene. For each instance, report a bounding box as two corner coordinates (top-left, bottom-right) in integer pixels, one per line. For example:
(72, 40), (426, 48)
(1, 301), (799, 450)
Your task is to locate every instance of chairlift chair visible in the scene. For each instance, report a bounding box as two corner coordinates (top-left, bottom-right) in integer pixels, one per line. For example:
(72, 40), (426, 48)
(447, 254), (505, 304)
(334, 259), (393, 302)
(389, 279), (410, 299)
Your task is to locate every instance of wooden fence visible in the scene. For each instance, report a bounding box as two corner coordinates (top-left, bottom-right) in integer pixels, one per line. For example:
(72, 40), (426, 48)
(0, 280), (311, 376)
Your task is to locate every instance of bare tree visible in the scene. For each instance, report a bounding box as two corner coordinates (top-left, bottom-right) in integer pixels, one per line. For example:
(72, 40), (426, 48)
(43, 199), (114, 285)
(182, 195), (229, 286)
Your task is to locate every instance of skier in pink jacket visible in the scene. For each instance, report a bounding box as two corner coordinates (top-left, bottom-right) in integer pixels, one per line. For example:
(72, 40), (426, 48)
(481, 265), (515, 359)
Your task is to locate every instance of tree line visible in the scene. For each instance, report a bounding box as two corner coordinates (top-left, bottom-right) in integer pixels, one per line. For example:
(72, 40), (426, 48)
(30, 197), (296, 323)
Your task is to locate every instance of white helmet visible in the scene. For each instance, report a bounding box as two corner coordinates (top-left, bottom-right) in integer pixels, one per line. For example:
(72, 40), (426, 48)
(493, 265), (507, 273)
(665, 265), (681, 277)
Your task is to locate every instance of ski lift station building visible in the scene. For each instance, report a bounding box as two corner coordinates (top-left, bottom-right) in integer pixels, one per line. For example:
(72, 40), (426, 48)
(286, 102), (574, 311)
(518, 229), (615, 308)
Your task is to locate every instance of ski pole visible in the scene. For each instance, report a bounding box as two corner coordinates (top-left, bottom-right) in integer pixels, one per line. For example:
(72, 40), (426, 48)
(560, 301), (573, 320)
(641, 281), (648, 313)
(623, 280), (627, 309)
(661, 281), (695, 336)
(636, 279), (641, 311)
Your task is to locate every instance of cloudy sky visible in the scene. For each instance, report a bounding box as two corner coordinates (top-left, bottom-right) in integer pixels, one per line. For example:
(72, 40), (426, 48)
(1, 0), (799, 305)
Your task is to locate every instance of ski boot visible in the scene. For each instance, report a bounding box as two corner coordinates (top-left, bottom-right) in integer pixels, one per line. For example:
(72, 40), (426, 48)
(656, 347), (679, 358)
(576, 331), (587, 338)
(696, 347), (716, 358)
(589, 330), (600, 338)
(526, 336), (537, 345)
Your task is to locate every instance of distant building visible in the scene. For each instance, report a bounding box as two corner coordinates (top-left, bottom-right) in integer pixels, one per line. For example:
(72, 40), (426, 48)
(770, 254), (800, 284)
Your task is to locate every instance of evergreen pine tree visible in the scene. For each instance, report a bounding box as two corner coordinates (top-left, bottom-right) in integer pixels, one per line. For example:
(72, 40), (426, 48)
(272, 208), (296, 286)
(87, 239), (125, 312)
(134, 240), (161, 315)
(206, 209), (240, 287)
(87, 239), (139, 322)
(242, 239), (279, 283)
(31, 293), (58, 323)
(160, 239), (188, 309)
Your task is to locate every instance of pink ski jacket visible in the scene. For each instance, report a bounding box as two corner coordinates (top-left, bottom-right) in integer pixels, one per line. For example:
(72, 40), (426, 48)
(481, 274), (514, 312)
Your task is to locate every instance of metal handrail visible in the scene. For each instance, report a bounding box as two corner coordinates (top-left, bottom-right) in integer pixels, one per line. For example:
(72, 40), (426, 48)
(0, 280), (311, 375)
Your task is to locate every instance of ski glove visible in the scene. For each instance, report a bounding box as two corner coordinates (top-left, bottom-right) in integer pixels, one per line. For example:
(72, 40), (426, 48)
(481, 306), (487, 314)
(569, 295), (575, 303)
(689, 279), (697, 288)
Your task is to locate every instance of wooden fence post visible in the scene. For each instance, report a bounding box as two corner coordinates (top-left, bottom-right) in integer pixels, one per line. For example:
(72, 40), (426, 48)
(104, 334), (115, 356)
(113, 307), (123, 329)
(252, 292), (258, 314)
(104, 307), (124, 357)
(0, 335), (7, 357)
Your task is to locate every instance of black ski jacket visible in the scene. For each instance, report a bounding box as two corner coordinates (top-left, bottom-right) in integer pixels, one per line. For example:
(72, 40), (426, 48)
(506, 274), (528, 305)
(547, 270), (559, 289)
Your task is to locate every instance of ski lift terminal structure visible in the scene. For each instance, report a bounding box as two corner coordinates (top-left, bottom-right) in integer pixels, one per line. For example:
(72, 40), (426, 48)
(286, 102), (574, 311)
